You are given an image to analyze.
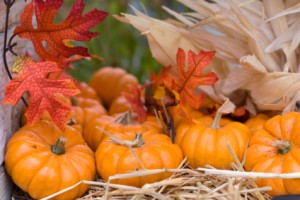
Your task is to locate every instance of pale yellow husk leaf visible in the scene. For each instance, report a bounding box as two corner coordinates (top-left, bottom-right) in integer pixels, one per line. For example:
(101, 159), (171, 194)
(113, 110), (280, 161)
(116, 0), (300, 114)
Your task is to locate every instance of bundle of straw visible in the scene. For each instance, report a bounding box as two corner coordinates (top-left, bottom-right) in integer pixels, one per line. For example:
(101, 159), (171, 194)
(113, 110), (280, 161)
(115, 0), (300, 114)
(15, 159), (270, 200)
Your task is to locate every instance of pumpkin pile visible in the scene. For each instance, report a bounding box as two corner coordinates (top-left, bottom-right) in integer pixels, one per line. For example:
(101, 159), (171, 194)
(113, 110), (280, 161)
(8, 51), (300, 199)
(8, 47), (300, 200)
(6, 66), (184, 199)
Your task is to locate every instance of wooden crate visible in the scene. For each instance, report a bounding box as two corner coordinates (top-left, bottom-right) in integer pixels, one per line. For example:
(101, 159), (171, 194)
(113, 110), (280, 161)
(0, 1), (31, 199)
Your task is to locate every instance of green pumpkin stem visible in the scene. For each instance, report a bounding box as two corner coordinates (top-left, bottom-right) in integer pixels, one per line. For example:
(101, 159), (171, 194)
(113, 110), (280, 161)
(274, 140), (291, 155)
(211, 112), (222, 129)
(51, 136), (66, 155)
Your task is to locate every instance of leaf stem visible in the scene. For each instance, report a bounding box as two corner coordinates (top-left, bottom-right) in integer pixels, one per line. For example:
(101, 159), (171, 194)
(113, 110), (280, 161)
(2, 0), (28, 107)
(3, 0), (14, 80)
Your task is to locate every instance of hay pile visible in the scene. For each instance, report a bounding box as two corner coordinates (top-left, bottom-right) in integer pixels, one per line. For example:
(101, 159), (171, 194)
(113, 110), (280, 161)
(13, 158), (273, 200)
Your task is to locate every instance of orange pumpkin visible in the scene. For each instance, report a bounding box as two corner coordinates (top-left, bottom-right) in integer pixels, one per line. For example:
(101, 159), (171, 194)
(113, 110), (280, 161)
(75, 81), (101, 102)
(5, 120), (95, 200)
(83, 113), (161, 151)
(244, 112), (300, 196)
(71, 96), (107, 127)
(176, 113), (249, 169)
(108, 95), (131, 115)
(95, 131), (183, 187)
(169, 105), (204, 128)
(245, 113), (269, 136)
(89, 66), (139, 108)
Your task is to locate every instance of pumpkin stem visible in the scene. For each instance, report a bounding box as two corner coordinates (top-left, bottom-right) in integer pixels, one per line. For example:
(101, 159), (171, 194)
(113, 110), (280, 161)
(119, 111), (132, 125)
(133, 133), (144, 147)
(274, 140), (291, 155)
(71, 97), (78, 106)
(211, 112), (222, 129)
(51, 136), (66, 155)
(67, 118), (76, 126)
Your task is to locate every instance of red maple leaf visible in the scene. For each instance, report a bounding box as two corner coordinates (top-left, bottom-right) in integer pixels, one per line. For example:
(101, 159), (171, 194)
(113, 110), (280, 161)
(14, 0), (108, 63)
(3, 56), (80, 129)
(122, 84), (148, 123)
(164, 48), (218, 109)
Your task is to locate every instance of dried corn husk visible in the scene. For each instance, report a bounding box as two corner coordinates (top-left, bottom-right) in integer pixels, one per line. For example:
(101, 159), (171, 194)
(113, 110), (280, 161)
(116, 0), (300, 114)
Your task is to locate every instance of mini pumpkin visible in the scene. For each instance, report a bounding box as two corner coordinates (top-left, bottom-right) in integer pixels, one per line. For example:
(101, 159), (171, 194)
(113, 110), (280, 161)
(71, 96), (107, 127)
(5, 120), (96, 200)
(108, 95), (131, 115)
(244, 112), (300, 196)
(83, 112), (161, 151)
(89, 66), (139, 108)
(95, 131), (183, 187)
(75, 81), (102, 102)
(245, 113), (269, 136)
(176, 112), (249, 169)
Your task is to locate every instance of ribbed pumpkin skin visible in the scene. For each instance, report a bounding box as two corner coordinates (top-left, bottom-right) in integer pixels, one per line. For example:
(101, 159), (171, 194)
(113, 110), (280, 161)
(76, 82), (102, 102)
(95, 131), (183, 187)
(83, 115), (161, 151)
(89, 67), (139, 107)
(244, 112), (300, 196)
(175, 116), (231, 150)
(245, 113), (269, 135)
(108, 95), (131, 115)
(176, 116), (249, 169)
(5, 120), (96, 200)
(169, 106), (204, 128)
(73, 97), (107, 127)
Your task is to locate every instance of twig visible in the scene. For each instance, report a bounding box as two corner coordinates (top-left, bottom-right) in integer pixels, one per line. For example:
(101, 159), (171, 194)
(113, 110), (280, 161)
(196, 167), (300, 179)
(2, 0), (28, 107)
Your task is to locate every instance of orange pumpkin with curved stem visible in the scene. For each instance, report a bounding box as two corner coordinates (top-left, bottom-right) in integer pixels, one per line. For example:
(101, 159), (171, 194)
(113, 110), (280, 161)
(83, 112), (161, 151)
(89, 67), (139, 108)
(176, 112), (249, 169)
(245, 112), (300, 196)
(95, 131), (183, 187)
(5, 120), (95, 200)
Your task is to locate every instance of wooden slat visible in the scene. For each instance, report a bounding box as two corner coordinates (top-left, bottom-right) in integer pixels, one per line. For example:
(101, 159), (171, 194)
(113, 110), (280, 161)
(0, 0), (28, 166)
(0, 1), (31, 199)
(0, 165), (13, 200)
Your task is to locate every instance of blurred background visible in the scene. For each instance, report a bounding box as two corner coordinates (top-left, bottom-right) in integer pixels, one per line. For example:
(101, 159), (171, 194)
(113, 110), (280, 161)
(58, 0), (187, 83)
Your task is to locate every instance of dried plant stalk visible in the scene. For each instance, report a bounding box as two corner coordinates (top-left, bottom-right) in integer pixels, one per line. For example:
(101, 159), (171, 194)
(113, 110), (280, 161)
(116, 0), (300, 114)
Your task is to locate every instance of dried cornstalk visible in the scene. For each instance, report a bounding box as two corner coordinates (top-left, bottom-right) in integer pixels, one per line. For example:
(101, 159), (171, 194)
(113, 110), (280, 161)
(115, 0), (300, 114)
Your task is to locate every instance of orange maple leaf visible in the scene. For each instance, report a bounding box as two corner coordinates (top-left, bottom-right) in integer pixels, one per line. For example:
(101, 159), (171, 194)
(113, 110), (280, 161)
(164, 48), (218, 109)
(3, 56), (80, 129)
(149, 65), (172, 92)
(14, 0), (108, 63)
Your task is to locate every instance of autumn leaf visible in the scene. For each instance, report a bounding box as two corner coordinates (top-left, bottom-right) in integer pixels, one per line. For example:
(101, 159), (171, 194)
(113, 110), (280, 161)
(14, 0), (108, 62)
(122, 84), (148, 123)
(164, 48), (218, 109)
(150, 65), (172, 92)
(3, 56), (80, 129)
